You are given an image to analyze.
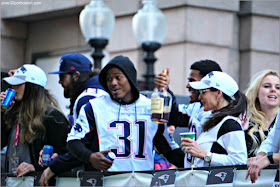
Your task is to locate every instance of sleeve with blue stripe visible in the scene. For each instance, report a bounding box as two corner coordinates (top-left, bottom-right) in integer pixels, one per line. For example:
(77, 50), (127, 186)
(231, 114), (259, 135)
(67, 102), (96, 142)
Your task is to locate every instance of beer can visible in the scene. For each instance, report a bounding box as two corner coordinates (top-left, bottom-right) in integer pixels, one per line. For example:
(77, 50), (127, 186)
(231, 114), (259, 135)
(105, 152), (116, 161)
(41, 145), (53, 166)
(1, 88), (16, 110)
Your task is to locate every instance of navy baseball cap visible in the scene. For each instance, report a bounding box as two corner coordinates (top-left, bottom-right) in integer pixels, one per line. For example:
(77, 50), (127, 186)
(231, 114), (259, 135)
(49, 53), (92, 74)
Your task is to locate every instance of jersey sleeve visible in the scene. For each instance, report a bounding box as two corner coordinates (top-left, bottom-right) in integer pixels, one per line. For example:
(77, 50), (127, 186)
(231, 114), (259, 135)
(75, 95), (96, 119)
(67, 102), (95, 142)
(67, 102), (98, 165)
(210, 119), (247, 166)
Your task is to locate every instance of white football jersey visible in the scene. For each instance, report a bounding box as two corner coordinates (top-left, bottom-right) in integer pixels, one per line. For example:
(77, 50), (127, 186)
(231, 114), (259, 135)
(73, 94), (179, 171)
(189, 116), (247, 168)
(67, 88), (107, 142)
(178, 102), (211, 167)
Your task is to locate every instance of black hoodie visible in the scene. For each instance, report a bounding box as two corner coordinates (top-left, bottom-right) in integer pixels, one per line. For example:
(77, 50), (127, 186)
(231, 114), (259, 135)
(99, 55), (139, 103)
(50, 56), (184, 174)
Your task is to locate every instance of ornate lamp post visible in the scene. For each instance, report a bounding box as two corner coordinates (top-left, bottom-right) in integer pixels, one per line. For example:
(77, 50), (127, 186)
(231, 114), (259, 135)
(132, 0), (167, 91)
(79, 0), (115, 69)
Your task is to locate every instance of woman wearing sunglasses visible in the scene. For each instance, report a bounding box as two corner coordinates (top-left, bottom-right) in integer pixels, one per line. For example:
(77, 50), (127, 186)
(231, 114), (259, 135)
(181, 71), (247, 168)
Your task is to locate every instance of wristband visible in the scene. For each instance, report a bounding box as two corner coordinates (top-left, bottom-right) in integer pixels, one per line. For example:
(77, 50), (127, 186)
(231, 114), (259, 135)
(267, 152), (274, 164)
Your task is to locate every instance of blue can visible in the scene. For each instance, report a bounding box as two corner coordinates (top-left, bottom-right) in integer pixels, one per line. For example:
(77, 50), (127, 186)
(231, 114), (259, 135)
(105, 152), (116, 161)
(1, 88), (16, 110)
(41, 145), (53, 166)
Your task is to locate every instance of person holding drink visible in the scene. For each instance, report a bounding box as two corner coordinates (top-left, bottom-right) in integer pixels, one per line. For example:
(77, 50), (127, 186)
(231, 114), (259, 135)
(181, 71), (247, 167)
(39, 56), (184, 186)
(1, 64), (69, 176)
(154, 60), (223, 167)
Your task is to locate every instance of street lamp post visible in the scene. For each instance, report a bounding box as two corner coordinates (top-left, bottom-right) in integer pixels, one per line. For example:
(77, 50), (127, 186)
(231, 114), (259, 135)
(79, 0), (115, 69)
(141, 42), (161, 91)
(132, 0), (167, 91)
(88, 38), (108, 69)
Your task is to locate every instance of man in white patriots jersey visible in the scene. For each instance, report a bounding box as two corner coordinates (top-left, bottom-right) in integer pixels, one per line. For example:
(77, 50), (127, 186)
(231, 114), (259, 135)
(155, 60), (222, 137)
(155, 60), (222, 166)
(39, 56), (184, 186)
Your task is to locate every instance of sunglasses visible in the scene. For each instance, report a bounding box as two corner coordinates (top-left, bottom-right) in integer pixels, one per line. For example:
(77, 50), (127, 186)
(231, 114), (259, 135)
(199, 89), (211, 95)
(199, 88), (218, 95)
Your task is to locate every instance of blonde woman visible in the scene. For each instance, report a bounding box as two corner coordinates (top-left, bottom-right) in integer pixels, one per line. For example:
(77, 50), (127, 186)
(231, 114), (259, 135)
(1, 64), (69, 177)
(245, 70), (280, 157)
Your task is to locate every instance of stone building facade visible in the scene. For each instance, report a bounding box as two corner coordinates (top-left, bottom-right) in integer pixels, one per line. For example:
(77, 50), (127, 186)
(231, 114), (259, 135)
(1, 0), (279, 111)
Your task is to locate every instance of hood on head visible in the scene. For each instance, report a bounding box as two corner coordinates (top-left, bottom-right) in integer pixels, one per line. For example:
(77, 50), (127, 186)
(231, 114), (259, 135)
(99, 55), (139, 102)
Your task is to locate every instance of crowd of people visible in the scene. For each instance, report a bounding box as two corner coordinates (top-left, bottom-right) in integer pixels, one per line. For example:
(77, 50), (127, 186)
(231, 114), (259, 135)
(1, 53), (279, 185)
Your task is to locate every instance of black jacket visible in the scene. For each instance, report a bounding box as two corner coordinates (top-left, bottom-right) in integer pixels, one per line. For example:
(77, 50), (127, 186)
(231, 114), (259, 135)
(1, 107), (70, 171)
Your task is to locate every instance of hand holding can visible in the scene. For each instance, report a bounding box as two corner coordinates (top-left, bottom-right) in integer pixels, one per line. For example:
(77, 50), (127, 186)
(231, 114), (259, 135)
(104, 152), (116, 161)
(1, 88), (16, 110)
(41, 145), (53, 166)
(180, 132), (196, 152)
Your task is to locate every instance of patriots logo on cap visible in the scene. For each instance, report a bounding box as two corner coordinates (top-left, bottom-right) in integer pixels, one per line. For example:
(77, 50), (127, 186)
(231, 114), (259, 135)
(215, 172), (227, 181)
(183, 105), (189, 110)
(70, 66), (75, 70)
(208, 72), (214, 78)
(20, 66), (27, 73)
(158, 174), (169, 183)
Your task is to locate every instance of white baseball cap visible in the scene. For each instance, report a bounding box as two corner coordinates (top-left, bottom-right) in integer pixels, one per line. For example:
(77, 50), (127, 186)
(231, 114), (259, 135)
(3, 64), (47, 87)
(189, 71), (239, 97)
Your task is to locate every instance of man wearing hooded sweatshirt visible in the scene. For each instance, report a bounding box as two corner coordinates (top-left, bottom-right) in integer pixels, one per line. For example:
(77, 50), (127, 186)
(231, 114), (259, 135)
(39, 55), (184, 186)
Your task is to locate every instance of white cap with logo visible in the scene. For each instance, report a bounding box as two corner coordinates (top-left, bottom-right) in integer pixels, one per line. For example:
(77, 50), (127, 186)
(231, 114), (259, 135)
(189, 71), (239, 97)
(3, 64), (47, 87)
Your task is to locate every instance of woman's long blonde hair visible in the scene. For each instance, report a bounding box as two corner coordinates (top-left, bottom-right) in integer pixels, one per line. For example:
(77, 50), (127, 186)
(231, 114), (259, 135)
(4, 82), (61, 144)
(245, 70), (280, 156)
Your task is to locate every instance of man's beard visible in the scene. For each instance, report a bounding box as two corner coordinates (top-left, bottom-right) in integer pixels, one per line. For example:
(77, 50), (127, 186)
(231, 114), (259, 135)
(63, 77), (76, 98)
(64, 87), (71, 98)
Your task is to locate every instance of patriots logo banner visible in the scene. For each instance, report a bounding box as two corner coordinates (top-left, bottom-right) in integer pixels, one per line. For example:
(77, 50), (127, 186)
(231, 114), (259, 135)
(81, 171), (103, 186)
(151, 170), (177, 186)
(86, 178), (97, 186)
(158, 174), (169, 183)
(215, 172), (227, 181)
(206, 168), (234, 186)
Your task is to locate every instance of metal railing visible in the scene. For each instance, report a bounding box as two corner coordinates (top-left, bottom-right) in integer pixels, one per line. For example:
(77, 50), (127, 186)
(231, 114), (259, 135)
(1, 164), (279, 187)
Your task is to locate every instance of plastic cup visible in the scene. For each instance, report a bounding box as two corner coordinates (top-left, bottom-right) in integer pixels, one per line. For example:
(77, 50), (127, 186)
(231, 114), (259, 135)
(180, 132), (195, 139)
(180, 132), (196, 152)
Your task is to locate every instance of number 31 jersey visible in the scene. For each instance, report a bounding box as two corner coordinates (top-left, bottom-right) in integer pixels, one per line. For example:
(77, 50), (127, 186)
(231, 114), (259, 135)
(76, 94), (179, 172)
